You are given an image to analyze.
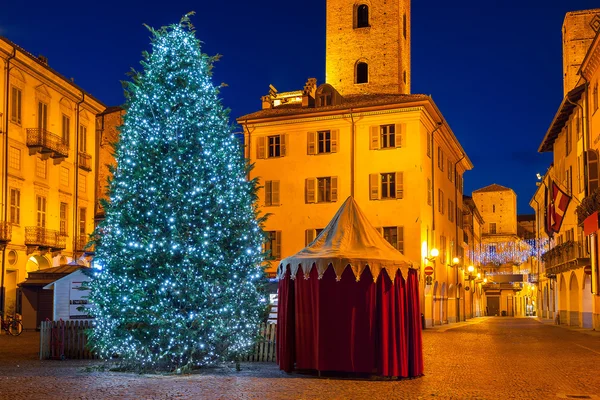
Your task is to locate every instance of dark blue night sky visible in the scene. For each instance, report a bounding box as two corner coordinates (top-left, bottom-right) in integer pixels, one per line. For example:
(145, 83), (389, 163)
(1, 0), (597, 212)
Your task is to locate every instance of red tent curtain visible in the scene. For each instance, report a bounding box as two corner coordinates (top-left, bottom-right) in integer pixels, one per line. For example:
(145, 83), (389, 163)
(277, 264), (423, 378)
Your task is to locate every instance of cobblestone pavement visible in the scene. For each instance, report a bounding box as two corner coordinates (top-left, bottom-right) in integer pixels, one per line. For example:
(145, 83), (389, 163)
(1, 317), (600, 399)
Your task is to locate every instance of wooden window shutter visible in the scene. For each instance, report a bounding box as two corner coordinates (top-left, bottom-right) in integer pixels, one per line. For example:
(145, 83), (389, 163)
(272, 181), (280, 206)
(395, 172), (404, 199)
(280, 134), (287, 156)
(370, 126), (380, 150)
(369, 173), (380, 200)
(307, 131), (317, 155)
(305, 229), (315, 246)
(306, 178), (317, 203)
(397, 226), (404, 254)
(331, 176), (338, 202)
(427, 178), (432, 205)
(257, 136), (266, 159)
(588, 150), (599, 192)
(10, 87), (17, 123)
(395, 124), (404, 148)
(331, 129), (339, 153)
(265, 181), (272, 206)
(275, 231), (282, 259)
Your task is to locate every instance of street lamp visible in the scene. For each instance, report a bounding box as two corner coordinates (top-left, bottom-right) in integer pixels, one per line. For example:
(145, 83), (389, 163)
(425, 248), (439, 263)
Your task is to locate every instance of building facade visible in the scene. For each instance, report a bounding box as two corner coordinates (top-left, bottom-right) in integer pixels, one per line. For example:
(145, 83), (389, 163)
(239, 0), (474, 328)
(534, 9), (600, 330)
(0, 37), (105, 327)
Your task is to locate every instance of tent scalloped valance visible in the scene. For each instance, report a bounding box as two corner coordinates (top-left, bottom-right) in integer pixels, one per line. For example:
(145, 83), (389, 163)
(276, 196), (416, 282)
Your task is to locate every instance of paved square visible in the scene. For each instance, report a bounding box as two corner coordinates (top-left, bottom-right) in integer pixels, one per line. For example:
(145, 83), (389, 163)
(1, 317), (599, 399)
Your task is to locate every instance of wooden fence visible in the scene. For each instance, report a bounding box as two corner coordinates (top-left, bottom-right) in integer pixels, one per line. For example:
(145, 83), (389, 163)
(40, 320), (277, 362)
(39, 320), (98, 360)
(242, 322), (277, 362)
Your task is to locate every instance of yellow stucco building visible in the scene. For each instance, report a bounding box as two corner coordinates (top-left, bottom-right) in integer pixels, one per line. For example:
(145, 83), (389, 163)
(534, 9), (600, 329)
(238, 0), (473, 328)
(0, 37), (105, 328)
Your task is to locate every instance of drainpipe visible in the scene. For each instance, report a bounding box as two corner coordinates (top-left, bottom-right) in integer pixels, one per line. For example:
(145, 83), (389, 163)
(0, 46), (16, 315)
(73, 93), (85, 260)
(453, 154), (465, 320)
(430, 121), (443, 246)
(350, 109), (355, 197)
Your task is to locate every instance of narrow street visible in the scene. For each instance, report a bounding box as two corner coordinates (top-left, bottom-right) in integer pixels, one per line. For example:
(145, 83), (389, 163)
(0, 317), (599, 399)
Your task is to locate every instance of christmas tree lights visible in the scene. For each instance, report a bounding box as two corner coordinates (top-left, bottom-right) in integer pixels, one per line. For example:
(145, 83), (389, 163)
(86, 14), (267, 371)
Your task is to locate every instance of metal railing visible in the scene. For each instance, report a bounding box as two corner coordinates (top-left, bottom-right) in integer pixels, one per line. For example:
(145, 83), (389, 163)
(542, 240), (589, 273)
(76, 236), (94, 253)
(78, 152), (92, 171)
(0, 221), (12, 243)
(26, 128), (69, 159)
(25, 227), (58, 248)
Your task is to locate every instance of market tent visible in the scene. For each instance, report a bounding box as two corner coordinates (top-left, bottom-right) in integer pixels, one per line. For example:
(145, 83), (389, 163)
(277, 196), (423, 378)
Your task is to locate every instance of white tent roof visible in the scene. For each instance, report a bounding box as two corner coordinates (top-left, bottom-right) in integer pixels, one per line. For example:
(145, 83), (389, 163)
(278, 197), (416, 282)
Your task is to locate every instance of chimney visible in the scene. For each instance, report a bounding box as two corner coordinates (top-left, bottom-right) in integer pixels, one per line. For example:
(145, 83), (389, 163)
(302, 78), (317, 108)
(37, 55), (48, 65)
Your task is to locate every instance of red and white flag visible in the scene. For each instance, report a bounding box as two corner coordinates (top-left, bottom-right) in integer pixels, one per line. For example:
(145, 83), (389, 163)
(549, 181), (571, 233)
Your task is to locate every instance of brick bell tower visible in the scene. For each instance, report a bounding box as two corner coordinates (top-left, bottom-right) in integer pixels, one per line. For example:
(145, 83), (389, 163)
(325, 0), (411, 96)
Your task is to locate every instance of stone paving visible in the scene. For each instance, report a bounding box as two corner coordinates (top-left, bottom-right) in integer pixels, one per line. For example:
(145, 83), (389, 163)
(1, 317), (600, 399)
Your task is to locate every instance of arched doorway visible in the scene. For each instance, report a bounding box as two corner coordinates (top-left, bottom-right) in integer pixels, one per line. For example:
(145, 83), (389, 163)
(441, 282), (447, 324)
(448, 284), (456, 323)
(582, 274), (593, 328)
(25, 255), (50, 273)
(569, 272), (580, 327)
(433, 281), (441, 325)
(559, 274), (567, 324)
(543, 285), (548, 319)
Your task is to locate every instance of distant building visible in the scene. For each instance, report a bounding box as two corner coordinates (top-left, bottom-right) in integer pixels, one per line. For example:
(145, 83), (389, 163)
(238, 0), (474, 328)
(0, 37), (105, 325)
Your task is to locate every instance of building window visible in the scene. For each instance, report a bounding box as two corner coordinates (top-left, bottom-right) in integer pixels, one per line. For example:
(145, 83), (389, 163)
(37, 196), (47, 228)
(565, 124), (572, 156)
(356, 4), (369, 28)
(8, 146), (20, 170)
(489, 222), (497, 234)
(440, 236), (447, 264)
(427, 178), (432, 206)
(265, 231), (281, 260)
(318, 130), (331, 153)
(448, 200), (454, 222)
(38, 101), (48, 131)
(305, 228), (325, 245)
(381, 125), (396, 148)
(265, 180), (280, 206)
(383, 226), (404, 254)
(9, 188), (20, 225)
(370, 172), (403, 200)
(306, 177), (338, 203)
(36, 156), (47, 179)
(62, 115), (70, 146)
(438, 189), (444, 214)
(438, 147), (444, 171)
(403, 13), (407, 39)
(79, 207), (87, 237)
(268, 135), (281, 157)
(427, 131), (431, 158)
(79, 124), (88, 152)
(78, 173), (87, 194)
(256, 135), (286, 159)
(492, 204), (496, 213)
(356, 62), (368, 84)
(318, 92), (332, 107)
(381, 173), (396, 199)
(60, 203), (68, 236)
(447, 160), (453, 182)
(60, 167), (69, 187)
(10, 87), (22, 125)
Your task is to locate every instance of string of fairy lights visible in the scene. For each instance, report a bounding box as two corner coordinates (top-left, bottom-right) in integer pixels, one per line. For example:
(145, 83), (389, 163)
(467, 238), (551, 267)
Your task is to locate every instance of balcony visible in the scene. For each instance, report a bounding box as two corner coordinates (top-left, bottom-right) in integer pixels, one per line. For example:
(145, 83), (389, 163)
(25, 227), (59, 253)
(76, 235), (94, 254)
(78, 152), (92, 171)
(541, 240), (590, 276)
(482, 282), (523, 292)
(26, 128), (68, 162)
(52, 233), (66, 251)
(0, 222), (12, 250)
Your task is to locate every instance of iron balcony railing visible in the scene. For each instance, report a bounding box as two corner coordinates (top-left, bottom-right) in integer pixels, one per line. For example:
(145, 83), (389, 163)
(53, 233), (66, 251)
(26, 128), (69, 159)
(541, 240), (590, 275)
(78, 152), (92, 171)
(25, 227), (58, 248)
(76, 235), (94, 253)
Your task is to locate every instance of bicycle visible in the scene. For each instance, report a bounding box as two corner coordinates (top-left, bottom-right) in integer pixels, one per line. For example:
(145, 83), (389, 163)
(0, 312), (23, 336)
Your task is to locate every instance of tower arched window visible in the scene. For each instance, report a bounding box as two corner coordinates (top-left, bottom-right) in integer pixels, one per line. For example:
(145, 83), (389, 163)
(357, 5), (369, 28)
(356, 62), (368, 84)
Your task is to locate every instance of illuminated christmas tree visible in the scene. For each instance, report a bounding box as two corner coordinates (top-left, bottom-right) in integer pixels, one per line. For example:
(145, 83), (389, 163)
(87, 14), (267, 371)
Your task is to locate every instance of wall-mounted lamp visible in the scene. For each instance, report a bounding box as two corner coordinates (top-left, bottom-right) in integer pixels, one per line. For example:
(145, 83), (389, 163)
(452, 257), (460, 266)
(425, 248), (439, 263)
(467, 265), (475, 280)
